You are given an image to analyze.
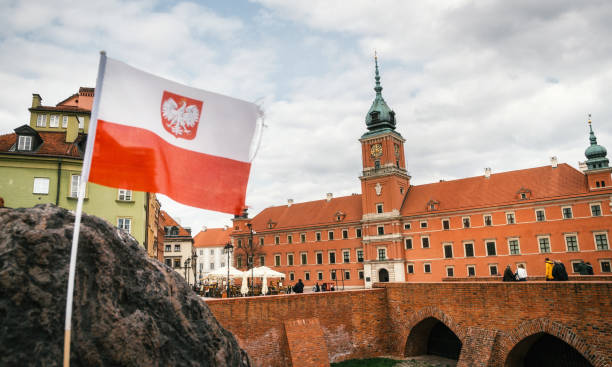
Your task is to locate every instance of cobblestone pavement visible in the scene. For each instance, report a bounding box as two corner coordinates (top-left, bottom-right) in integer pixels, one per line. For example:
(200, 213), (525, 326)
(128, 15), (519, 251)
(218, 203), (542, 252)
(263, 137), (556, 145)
(382, 355), (457, 367)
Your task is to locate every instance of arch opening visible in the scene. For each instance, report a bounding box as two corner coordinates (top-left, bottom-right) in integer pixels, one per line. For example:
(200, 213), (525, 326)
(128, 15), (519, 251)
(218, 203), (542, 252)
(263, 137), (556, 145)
(405, 317), (461, 361)
(378, 268), (389, 282)
(505, 332), (593, 367)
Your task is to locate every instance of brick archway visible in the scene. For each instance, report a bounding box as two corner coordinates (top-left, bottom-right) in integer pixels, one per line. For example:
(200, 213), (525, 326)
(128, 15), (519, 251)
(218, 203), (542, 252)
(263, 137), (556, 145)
(402, 307), (465, 357)
(498, 318), (603, 367)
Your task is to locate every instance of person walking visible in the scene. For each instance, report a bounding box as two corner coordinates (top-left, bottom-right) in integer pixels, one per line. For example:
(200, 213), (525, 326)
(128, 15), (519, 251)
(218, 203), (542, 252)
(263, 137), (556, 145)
(552, 260), (569, 281)
(585, 262), (594, 275)
(545, 258), (554, 281)
(515, 264), (528, 281)
(292, 279), (304, 294)
(503, 265), (515, 281)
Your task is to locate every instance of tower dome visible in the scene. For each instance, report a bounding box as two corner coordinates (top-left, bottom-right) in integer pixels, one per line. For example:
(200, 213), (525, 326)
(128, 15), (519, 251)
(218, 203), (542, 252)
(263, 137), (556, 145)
(584, 117), (609, 170)
(365, 54), (396, 132)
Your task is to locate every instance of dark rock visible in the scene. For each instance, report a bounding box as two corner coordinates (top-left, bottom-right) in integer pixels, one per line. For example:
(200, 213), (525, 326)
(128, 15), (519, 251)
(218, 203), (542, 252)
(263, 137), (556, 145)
(0, 204), (250, 366)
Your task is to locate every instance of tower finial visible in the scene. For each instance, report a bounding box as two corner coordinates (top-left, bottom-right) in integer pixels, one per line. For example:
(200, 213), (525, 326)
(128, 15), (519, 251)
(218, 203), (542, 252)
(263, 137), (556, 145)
(374, 51), (382, 96)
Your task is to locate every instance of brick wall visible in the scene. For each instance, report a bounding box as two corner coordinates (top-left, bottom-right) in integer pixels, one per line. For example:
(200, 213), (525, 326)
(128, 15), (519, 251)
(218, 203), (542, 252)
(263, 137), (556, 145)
(206, 289), (391, 367)
(206, 282), (612, 367)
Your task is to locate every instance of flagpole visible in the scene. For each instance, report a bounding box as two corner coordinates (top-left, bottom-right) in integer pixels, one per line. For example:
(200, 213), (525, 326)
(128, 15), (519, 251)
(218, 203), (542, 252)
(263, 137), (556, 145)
(63, 51), (107, 367)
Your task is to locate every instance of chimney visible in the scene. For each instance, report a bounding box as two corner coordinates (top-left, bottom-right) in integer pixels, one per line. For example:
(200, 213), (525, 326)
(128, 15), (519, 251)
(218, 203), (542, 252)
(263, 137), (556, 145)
(287, 199), (294, 207)
(484, 167), (491, 178)
(185, 227), (191, 235)
(201, 225), (207, 232)
(32, 94), (42, 108)
(326, 193), (333, 202)
(550, 156), (558, 168)
(223, 225), (228, 231)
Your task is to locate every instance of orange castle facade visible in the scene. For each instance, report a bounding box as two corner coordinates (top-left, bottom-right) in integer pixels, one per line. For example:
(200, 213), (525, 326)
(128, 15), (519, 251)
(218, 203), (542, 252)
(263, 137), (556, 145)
(231, 59), (612, 288)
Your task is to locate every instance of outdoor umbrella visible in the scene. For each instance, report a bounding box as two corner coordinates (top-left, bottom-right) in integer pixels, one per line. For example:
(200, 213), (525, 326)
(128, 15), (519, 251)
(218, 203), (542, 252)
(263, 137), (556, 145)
(240, 271), (249, 296)
(205, 266), (243, 279)
(261, 274), (268, 295)
(252, 266), (286, 278)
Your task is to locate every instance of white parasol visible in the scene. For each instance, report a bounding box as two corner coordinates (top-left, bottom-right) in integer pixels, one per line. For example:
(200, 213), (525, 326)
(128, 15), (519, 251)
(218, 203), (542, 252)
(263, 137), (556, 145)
(205, 266), (244, 279)
(261, 274), (268, 295)
(252, 266), (286, 278)
(240, 271), (249, 296)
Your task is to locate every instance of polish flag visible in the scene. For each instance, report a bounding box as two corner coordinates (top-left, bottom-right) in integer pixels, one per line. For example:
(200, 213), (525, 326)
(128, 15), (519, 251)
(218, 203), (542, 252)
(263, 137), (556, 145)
(85, 55), (261, 215)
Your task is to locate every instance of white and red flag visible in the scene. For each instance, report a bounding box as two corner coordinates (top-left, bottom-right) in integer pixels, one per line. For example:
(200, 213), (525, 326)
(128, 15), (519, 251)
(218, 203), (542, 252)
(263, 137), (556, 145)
(86, 54), (260, 215)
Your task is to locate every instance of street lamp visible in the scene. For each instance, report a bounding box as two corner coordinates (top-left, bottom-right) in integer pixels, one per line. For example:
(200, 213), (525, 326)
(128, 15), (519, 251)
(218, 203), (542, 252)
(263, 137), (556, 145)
(184, 258), (191, 285)
(246, 223), (256, 296)
(191, 251), (198, 288)
(223, 241), (234, 298)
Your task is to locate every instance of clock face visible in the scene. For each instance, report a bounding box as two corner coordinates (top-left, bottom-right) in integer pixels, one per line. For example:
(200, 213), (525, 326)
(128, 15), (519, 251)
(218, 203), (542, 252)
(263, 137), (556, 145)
(370, 143), (383, 157)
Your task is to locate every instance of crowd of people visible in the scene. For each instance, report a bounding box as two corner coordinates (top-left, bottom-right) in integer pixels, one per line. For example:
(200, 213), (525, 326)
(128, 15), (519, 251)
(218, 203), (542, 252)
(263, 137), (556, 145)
(503, 258), (594, 282)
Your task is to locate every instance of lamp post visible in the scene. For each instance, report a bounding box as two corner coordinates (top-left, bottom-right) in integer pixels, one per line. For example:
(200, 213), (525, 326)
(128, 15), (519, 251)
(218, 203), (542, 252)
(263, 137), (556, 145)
(191, 251), (198, 288)
(246, 223), (255, 296)
(223, 241), (234, 298)
(183, 258), (191, 284)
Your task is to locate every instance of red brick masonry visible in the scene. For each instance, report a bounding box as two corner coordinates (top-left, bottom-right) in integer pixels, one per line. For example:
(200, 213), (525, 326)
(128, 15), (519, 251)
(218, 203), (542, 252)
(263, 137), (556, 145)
(206, 282), (612, 367)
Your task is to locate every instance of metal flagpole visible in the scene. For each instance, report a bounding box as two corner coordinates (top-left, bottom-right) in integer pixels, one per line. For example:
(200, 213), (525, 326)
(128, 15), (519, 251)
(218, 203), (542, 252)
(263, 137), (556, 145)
(62, 51), (107, 367)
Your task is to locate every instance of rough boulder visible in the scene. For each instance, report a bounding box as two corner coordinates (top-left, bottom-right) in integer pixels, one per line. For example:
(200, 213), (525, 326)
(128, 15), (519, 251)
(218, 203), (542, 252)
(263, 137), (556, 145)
(0, 204), (249, 366)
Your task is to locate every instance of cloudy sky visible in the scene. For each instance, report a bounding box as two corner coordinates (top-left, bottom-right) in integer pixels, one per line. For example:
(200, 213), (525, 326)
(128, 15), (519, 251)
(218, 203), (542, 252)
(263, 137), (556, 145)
(1, 0), (611, 232)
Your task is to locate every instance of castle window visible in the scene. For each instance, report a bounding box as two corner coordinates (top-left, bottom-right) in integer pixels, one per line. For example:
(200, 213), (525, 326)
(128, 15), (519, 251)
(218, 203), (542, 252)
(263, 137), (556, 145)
(483, 215), (492, 226)
(237, 239), (242, 248)
(377, 248), (386, 260)
(508, 238), (520, 255)
(489, 264), (498, 276)
(421, 236), (430, 248)
(305, 271), (310, 281)
(289, 272), (295, 281)
(300, 233), (306, 243)
(596, 181), (601, 187)
(486, 241), (497, 256)
(343, 250), (350, 263)
(316, 252), (323, 264)
(565, 234), (579, 252)
(301, 252), (307, 265)
(329, 251), (336, 264)
(342, 229), (348, 239)
(595, 233), (609, 250)
(318, 271), (323, 280)
(464, 242), (475, 257)
(328, 231), (334, 240)
(376, 203), (383, 213)
(259, 237), (264, 246)
(374, 160), (380, 169)
(356, 228), (362, 238)
(462, 217), (470, 228)
(274, 254), (281, 266)
(535, 209), (546, 222)
(17, 135), (33, 151)
(287, 253), (294, 266)
(590, 203), (602, 217)
(356, 249), (364, 262)
(443, 243), (453, 258)
(404, 223), (411, 230)
(117, 189), (132, 201)
(538, 236), (551, 253)
(165, 245), (171, 252)
(405, 237), (413, 249)
(407, 264), (414, 274)
(420, 221), (428, 228)
(562, 206), (573, 219)
(287, 234), (293, 244)
(424, 263), (431, 273)
(442, 219), (450, 230)
(377, 226), (384, 235)
(467, 265), (476, 277)
(344, 271), (351, 280)
(174, 244), (180, 252)
(600, 260), (611, 273)
(275, 236), (280, 245)
(446, 266), (454, 277)
(506, 212), (515, 224)
(259, 255), (265, 266)
(62, 116), (69, 128)
(316, 232), (321, 241)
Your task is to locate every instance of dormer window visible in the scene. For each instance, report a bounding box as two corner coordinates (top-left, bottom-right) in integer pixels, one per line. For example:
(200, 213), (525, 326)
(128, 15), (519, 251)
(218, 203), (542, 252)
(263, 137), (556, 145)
(334, 211), (346, 222)
(17, 136), (33, 151)
(267, 219), (277, 229)
(516, 188), (532, 200)
(426, 199), (440, 211)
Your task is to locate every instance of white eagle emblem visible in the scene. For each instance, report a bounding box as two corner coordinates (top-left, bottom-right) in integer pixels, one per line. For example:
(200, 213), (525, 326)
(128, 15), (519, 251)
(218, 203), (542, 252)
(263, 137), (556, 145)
(162, 97), (200, 137)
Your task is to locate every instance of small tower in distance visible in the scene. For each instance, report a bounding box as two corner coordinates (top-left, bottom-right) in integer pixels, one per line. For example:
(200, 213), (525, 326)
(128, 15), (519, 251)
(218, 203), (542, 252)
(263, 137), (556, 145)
(584, 115), (611, 189)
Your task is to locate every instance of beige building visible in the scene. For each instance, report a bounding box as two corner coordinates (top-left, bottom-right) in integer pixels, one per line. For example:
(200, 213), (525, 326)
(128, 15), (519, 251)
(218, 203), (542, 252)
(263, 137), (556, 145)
(161, 210), (195, 285)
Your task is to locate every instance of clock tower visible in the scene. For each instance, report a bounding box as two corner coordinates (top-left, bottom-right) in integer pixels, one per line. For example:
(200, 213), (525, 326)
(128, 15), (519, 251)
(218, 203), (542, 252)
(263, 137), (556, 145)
(359, 55), (410, 287)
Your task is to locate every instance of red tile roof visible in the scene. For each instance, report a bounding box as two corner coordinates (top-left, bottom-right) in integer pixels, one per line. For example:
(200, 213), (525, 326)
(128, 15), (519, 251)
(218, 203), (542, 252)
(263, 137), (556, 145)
(0, 131), (84, 158)
(193, 228), (231, 248)
(401, 163), (588, 216)
(160, 210), (192, 237)
(250, 194), (363, 231)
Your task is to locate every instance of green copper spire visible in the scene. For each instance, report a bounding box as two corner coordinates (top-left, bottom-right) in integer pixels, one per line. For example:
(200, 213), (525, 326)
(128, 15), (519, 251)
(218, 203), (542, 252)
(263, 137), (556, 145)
(365, 53), (396, 131)
(584, 115), (609, 170)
